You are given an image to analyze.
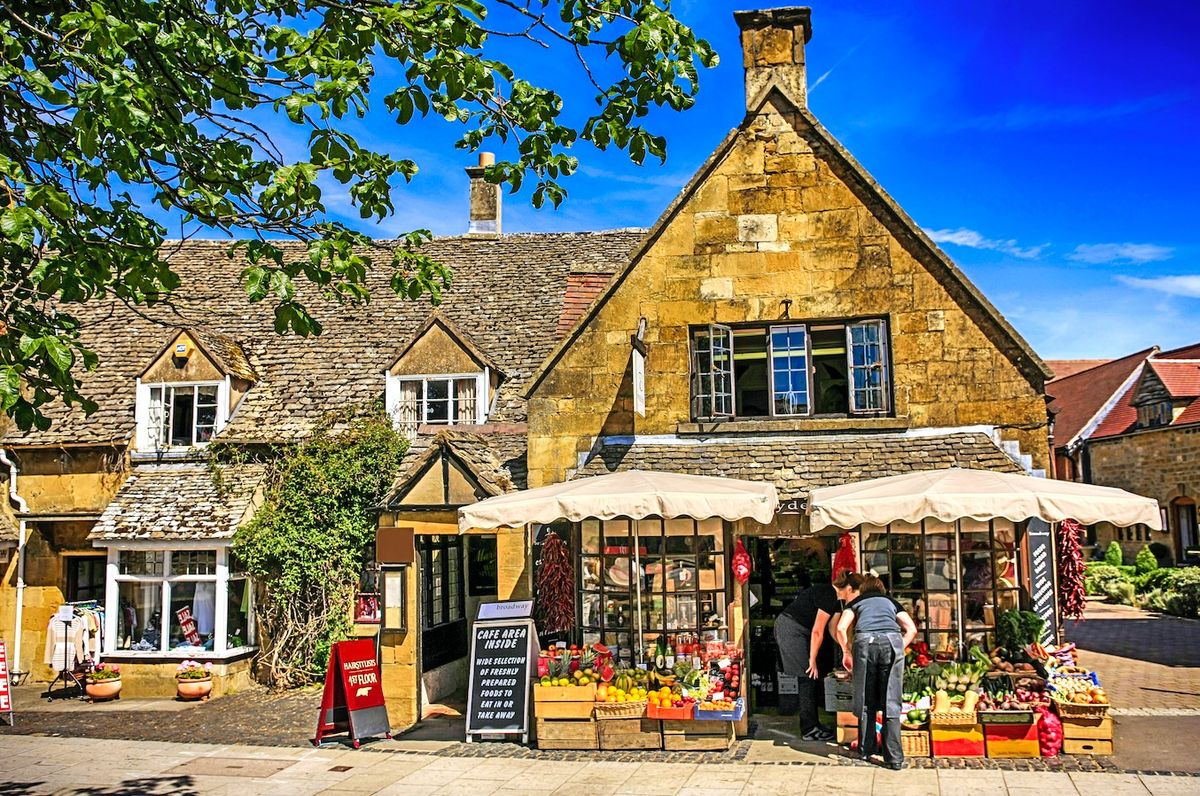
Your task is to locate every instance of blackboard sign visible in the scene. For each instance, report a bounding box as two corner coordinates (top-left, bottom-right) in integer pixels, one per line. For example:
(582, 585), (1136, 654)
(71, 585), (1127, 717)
(1027, 518), (1058, 645)
(465, 612), (537, 742)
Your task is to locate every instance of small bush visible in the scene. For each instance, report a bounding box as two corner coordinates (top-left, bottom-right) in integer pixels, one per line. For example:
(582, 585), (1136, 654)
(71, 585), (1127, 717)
(1085, 564), (1129, 596)
(1104, 541), (1124, 566)
(1166, 568), (1200, 618)
(1134, 568), (1175, 594)
(1102, 579), (1136, 606)
(1135, 546), (1159, 575)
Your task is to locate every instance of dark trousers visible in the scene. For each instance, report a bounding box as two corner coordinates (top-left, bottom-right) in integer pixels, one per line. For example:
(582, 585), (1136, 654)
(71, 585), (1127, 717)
(774, 613), (821, 733)
(853, 632), (905, 764)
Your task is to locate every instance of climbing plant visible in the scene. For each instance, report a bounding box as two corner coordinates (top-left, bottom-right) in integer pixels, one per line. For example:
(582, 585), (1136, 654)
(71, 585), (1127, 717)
(224, 403), (408, 688)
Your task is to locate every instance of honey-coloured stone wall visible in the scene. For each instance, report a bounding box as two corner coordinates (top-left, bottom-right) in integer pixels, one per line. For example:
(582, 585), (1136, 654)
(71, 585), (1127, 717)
(1088, 425), (1200, 561)
(527, 96), (1048, 487)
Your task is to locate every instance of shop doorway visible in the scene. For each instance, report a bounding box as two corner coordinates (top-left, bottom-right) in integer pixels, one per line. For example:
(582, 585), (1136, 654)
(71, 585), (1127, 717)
(746, 536), (838, 714)
(66, 555), (106, 603)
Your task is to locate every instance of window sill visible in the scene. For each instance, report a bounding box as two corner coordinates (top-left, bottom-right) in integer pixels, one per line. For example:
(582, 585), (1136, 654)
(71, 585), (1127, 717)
(677, 416), (910, 435)
(102, 647), (257, 663)
(129, 448), (209, 464)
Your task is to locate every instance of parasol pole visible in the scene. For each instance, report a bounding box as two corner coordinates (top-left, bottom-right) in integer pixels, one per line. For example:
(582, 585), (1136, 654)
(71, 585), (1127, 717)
(633, 518), (644, 665)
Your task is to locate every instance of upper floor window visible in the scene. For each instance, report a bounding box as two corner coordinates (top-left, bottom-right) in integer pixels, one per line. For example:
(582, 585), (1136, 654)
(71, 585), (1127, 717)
(1136, 400), (1172, 429)
(137, 380), (229, 451)
(149, 384), (219, 447)
(690, 319), (890, 421)
(389, 373), (485, 436)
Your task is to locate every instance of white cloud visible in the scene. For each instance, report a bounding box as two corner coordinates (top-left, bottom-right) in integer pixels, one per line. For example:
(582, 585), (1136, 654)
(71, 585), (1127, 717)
(924, 227), (1046, 260)
(1068, 242), (1174, 265)
(1117, 274), (1200, 299)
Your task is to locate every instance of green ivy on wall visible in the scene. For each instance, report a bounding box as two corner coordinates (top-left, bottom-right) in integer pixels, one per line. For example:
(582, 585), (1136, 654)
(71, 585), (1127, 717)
(220, 403), (408, 688)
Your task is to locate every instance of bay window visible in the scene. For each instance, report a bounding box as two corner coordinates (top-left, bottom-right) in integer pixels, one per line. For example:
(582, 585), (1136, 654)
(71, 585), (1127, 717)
(105, 545), (254, 657)
(690, 318), (890, 420)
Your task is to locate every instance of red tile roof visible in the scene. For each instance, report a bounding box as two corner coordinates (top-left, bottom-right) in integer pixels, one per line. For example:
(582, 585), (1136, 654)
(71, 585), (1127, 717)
(1047, 359), (1110, 381)
(1046, 348), (1155, 447)
(1175, 398), (1200, 427)
(557, 272), (614, 338)
(1091, 382), (1139, 438)
(1147, 360), (1200, 397)
(1157, 342), (1200, 359)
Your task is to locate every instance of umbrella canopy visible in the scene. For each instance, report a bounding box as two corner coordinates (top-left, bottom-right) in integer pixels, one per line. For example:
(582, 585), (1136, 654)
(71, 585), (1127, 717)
(808, 467), (1162, 532)
(458, 469), (778, 531)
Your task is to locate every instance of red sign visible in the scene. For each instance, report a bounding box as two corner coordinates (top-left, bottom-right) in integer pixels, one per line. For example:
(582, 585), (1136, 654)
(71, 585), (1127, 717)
(312, 638), (391, 748)
(0, 639), (12, 724)
(175, 607), (202, 646)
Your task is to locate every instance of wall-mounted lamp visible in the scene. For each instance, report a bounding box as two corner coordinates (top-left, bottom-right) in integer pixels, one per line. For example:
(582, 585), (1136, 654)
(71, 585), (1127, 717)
(780, 299), (793, 319)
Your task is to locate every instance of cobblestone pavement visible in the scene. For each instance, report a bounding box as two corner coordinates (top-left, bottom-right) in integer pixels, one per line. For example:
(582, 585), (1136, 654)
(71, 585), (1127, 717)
(1, 735), (1197, 796)
(1064, 601), (1200, 710)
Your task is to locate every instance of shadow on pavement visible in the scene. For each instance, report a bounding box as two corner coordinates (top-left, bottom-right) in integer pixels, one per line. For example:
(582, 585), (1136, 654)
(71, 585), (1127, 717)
(1, 776), (199, 796)
(1065, 617), (1200, 667)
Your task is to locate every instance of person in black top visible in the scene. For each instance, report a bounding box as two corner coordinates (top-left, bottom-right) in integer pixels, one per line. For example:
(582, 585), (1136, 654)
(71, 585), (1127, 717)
(835, 573), (918, 769)
(774, 571), (842, 741)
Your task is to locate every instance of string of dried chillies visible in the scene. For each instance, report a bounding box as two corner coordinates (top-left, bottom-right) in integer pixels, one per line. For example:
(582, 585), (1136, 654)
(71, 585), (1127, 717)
(1058, 519), (1087, 620)
(536, 530), (575, 634)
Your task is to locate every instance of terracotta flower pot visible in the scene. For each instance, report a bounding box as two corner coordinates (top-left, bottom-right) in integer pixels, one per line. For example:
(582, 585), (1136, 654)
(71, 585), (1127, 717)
(85, 678), (122, 701)
(176, 677), (213, 701)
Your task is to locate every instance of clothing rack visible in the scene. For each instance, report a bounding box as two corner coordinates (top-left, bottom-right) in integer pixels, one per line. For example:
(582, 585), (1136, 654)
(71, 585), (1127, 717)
(42, 602), (103, 702)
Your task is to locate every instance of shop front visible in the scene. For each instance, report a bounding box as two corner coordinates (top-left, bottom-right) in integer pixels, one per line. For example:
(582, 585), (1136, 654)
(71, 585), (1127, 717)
(458, 466), (1160, 758)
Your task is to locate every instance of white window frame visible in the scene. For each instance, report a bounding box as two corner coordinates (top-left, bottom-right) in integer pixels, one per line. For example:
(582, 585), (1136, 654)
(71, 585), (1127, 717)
(846, 319), (891, 415)
(767, 324), (811, 417)
(384, 371), (488, 434)
(690, 319), (891, 420)
(690, 324), (734, 420)
(102, 542), (256, 659)
(135, 376), (231, 451)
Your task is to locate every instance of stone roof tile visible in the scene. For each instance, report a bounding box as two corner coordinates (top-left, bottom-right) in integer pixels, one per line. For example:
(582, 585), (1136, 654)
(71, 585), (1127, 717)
(89, 463), (265, 541)
(575, 432), (1020, 500)
(5, 231), (642, 447)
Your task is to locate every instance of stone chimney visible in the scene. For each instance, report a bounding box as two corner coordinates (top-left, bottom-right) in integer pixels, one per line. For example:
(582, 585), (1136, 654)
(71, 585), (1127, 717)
(466, 152), (501, 236)
(733, 7), (812, 112)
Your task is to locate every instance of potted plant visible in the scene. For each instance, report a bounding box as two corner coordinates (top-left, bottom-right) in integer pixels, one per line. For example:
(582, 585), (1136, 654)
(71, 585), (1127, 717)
(175, 659), (214, 701)
(85, 663), (122, 701)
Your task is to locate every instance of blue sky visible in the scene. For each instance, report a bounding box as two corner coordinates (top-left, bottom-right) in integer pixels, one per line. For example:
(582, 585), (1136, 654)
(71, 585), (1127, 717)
(208, 1), (1200, 360)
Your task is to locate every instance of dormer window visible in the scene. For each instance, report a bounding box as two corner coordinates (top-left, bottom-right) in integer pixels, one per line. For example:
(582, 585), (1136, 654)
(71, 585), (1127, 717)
(148, 383), (221, 447)
(390, 374), (485, 436)
(1136, 400), (1172, 429)
(385, 311), (504, 437)
(135, 329), (251, 452)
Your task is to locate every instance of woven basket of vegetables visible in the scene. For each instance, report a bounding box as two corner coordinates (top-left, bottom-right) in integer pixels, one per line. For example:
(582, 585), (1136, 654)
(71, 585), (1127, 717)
(594, 699), (647, 719)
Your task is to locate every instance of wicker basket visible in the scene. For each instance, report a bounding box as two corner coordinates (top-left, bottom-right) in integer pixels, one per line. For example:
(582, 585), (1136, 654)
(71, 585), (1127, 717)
(594, 700), (647, 719)
(929, 710), (977, 727)
(901, 729), (931, 758)
(1052, 700), (1109, 720)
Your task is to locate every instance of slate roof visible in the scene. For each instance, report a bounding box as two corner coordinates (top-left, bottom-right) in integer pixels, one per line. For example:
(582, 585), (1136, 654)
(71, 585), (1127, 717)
(575, 432), (1020, 500)
(88, 463), (266, 541)
(1046, 348), (1155, 449)
(189, 328), (258, 382)
(384, 427), (527, 506)
(4, 231), (641, 447)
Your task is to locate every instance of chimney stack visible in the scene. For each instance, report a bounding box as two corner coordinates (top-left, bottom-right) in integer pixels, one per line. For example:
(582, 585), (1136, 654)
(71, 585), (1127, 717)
(466, 152), (501, 236)
(733, 7), (812, 112)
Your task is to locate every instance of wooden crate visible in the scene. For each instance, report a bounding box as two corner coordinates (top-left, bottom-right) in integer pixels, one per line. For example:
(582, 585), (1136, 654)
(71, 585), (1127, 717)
(1061, 715), (1113, 741)
(661, 719), (734, 751)
(536, 718), (598, 750)
(1063, 738), (1114, 756)
(931, 724), (985, 757)
(533, 683), (596, 719)
(984, 722), (1040, 759)
(598, 718), (662, 750)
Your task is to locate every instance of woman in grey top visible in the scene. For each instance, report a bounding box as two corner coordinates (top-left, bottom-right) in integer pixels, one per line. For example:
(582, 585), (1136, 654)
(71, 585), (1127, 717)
(835, 573), (918, 769)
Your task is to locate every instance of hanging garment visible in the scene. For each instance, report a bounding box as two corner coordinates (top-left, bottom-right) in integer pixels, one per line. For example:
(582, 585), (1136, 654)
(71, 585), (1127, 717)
(43, 617), (87, 670)
(193, 582), (216, 636)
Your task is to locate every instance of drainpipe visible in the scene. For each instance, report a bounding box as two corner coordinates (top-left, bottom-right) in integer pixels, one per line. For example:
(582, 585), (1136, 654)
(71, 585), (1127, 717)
(0, 448), (28, 678)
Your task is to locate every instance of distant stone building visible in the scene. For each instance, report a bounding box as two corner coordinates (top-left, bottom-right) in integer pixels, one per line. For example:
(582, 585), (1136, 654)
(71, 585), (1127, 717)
(1047, 343), (1200, 563)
